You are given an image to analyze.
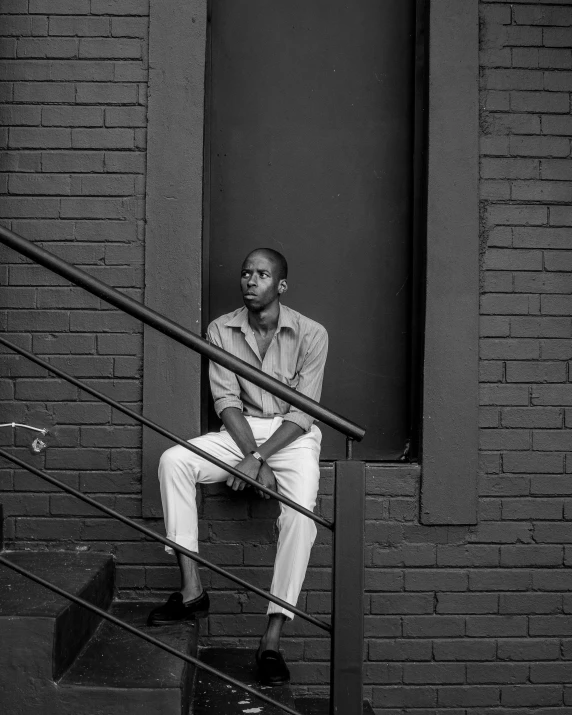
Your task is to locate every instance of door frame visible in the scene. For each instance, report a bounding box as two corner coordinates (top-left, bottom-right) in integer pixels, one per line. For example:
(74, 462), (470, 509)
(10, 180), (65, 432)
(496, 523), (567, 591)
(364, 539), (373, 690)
(142, 0), (479, 524)
(142, 0), (207, 517)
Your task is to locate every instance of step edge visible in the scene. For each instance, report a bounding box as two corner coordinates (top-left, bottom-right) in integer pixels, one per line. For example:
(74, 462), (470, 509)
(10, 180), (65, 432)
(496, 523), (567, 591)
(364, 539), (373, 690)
(0, 550), (115, 620)
(59, 600), (199, 705)
(52, 554), (115, 680)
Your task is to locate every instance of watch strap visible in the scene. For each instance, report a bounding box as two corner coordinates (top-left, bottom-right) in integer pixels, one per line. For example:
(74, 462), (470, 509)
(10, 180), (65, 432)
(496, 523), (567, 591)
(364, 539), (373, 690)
(250, 450), (265, 465)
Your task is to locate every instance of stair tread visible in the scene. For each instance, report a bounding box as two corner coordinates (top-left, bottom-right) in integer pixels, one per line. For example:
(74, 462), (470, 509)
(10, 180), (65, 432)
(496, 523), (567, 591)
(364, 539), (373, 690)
(60, 601), (199, 690)
(295, 697), (374, 714)
(193, 647), (296, 714)
(0, 551), (112, 617)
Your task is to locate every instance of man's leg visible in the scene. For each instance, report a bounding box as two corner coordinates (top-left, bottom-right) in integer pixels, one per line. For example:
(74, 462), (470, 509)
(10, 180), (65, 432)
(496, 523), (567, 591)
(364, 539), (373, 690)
(156, 429), (244, 607)
(176, 550), (203, 602)
(259, 424), (321, 653)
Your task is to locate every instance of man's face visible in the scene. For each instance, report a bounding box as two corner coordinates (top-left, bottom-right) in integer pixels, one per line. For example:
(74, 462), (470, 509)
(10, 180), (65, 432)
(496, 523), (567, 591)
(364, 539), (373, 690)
(240, 253), (284, 311)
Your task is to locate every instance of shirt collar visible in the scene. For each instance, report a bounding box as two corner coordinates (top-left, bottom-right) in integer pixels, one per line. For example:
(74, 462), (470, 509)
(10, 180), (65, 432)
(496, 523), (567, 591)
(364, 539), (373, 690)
(224, 307), (249, 331)
(224, 305), (296, 335)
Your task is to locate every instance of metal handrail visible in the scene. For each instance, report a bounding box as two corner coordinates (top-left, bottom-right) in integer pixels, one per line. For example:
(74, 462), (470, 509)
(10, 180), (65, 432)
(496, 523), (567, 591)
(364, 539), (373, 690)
(0, 554), (304, 715)
(0, 448), (330, 633)
(0, 336), (331, 531)
(0, 228), (366, 713)
(0, 226), (365, 441)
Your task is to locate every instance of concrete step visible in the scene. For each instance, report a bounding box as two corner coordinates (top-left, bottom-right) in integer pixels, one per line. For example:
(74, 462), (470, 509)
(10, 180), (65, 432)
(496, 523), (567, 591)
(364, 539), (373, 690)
(192, 647), (375, 714)
(58, 601), (199, 715)
(295, 697), (375, 714)
(192, 647), (297, 715)
(0, 551), (371, 715)
(0, 550), (114, 714)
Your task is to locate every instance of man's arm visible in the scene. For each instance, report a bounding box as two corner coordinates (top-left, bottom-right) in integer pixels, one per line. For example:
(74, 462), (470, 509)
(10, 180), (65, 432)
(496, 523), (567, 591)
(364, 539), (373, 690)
(220, 407), (270, 494)
(221, 409), (305, 498)
(250, 326), (328, 494)
(256, 421), (304, 461)
(281, 325), (328, 432)
(206, 325), (264, 492)
(207, 323), (245, 417)
(221, 407), (304, 497)
(220, 407), (282, 498)
(222, 408), (304, 463)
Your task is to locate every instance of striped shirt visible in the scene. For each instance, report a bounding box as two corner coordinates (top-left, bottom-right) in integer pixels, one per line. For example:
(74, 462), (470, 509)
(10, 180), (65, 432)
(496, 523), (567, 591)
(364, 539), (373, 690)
(207, 304), (328, 432)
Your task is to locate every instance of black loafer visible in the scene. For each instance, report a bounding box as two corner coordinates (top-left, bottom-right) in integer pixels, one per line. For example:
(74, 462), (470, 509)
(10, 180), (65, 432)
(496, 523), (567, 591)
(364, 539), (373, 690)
(256, 649), (290, 686)
(147, 590), (210, 626)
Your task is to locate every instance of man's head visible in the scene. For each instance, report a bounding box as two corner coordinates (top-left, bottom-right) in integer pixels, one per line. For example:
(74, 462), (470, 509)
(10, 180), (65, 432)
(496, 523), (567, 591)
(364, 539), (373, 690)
(241, 248), (288, 312)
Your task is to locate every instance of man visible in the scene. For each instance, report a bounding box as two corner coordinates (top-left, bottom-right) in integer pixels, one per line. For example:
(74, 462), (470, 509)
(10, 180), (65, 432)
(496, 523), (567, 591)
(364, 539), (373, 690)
(148, 248), (328, 685)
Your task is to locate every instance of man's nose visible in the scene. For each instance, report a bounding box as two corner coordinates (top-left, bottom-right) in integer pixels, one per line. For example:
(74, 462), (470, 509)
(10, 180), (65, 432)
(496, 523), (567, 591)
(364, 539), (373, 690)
(247, 275), (257, 286)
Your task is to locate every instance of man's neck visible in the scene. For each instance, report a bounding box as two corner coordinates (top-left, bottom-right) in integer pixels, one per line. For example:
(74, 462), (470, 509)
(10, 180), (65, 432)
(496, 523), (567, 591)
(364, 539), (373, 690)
(247, 300), (280, 336)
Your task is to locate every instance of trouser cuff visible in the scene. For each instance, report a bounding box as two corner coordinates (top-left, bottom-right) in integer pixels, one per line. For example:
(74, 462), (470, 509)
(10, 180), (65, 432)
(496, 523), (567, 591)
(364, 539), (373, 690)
(164, 534), (199, 556)
(267, 603), (295, 621)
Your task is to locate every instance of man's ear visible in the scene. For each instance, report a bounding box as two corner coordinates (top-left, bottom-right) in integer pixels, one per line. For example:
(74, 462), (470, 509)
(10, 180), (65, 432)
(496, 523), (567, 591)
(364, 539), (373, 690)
(278, 279), (288, 295)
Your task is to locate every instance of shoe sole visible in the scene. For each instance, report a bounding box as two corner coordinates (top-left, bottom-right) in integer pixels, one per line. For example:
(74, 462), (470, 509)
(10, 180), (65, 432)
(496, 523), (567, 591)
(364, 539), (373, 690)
(147, 609), (209, 626)
(255, 656), (290, 686)
(257, 676), (290, 686)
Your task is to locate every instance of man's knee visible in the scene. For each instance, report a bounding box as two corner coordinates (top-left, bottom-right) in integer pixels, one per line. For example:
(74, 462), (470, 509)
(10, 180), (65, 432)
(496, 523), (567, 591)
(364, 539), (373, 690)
(158, 444), (196, 482)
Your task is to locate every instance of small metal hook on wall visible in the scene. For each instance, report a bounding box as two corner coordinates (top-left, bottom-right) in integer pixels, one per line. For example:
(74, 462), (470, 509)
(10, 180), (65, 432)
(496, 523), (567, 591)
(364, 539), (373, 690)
(31, 437), (48, 453)
(0, 422), (49, 453)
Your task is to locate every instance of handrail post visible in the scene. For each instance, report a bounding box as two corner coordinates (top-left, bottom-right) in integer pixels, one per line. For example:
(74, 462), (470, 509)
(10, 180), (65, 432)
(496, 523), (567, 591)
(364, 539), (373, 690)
(346, 437), (354, 460)
(330, 457), (365, 714)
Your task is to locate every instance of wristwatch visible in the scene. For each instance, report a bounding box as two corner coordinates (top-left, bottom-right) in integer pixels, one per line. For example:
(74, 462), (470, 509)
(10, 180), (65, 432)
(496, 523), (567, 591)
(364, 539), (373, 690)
(249, 450), (265, 465)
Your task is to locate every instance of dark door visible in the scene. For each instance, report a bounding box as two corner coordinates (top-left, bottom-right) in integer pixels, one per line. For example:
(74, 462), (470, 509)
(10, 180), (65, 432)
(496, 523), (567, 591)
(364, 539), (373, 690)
(206, 0), (418, 460)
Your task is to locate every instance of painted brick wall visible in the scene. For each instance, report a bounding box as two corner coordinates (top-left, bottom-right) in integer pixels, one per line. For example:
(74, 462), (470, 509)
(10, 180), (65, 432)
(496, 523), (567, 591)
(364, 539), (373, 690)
(0, 0), (150, 548)
(1, 0), (572, 711)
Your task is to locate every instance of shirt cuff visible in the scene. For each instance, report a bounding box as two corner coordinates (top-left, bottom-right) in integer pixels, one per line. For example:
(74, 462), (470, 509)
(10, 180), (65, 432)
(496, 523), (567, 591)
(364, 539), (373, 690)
(214, 396), (244, 417)
(282, 411), (313, 433)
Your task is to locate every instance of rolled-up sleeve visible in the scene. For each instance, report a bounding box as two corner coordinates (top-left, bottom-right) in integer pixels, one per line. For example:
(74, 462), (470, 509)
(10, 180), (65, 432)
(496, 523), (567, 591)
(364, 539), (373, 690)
(282, 326), (328, 432)
(207, 324), (244, 417)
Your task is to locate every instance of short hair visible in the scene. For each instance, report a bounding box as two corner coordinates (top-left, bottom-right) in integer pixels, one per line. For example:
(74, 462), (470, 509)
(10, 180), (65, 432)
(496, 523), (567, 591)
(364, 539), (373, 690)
(245, 248), (288, 281)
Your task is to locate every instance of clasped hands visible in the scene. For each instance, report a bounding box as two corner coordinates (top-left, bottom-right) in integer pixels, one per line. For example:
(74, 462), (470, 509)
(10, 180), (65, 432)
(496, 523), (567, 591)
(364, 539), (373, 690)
(225, 453), (277, 499)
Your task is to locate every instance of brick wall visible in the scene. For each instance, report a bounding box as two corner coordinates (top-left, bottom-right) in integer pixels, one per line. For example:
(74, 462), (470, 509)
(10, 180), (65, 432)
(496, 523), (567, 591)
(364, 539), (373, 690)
(2, 0), (572, 711)
(0, 0), (150, 550)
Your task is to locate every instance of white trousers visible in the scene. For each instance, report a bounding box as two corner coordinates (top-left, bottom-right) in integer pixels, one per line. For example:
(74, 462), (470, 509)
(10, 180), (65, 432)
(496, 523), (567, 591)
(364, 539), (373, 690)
(158, 416), (322, 619)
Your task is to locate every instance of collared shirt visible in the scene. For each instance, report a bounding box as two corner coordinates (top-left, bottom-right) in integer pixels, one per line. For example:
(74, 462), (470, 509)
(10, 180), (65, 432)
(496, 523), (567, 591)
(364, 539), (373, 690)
(207, 304), (328, 432)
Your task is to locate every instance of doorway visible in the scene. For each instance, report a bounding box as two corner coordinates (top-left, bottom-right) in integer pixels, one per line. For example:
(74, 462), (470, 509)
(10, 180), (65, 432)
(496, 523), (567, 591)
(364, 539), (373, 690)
(204, 0), (424, 460)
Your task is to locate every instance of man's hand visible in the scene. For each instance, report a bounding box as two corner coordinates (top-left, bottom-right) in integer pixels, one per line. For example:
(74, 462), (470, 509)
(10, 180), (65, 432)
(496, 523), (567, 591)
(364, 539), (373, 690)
(226, 454), (277, 499)
(255, 462), (277, 499)
(226, 454), (260, 491)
